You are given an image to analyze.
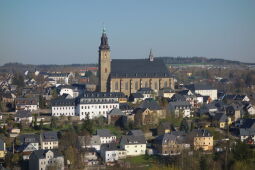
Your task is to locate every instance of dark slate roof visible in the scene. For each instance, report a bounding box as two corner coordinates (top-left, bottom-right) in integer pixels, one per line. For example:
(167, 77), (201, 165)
(18, 134), (40, 144)
(128, 130), (144, 136)
(178, 90), (192, 96)
(48, 73), (70, 77)
(137, 88), (154, 94)
(213, 112), (228, 122)
(169, 94), (186, 102)
(159, 122), (173, 130)
(101, 143), (121, 151)
(139, 99), (161, 110)
(83, 92), (125, 98)
(130, 93), (144, 98)
(240, 128), (255, 136)
(30, 149), (63, 159)
(111, 58), (172, 78)
(119, 103), (134, 111)
(96, 129), (114, 137)
(41, 131), (58, 142)
(192, 129), (212, 137)
(239, 119), (255, 129)
(154, 132), (187, 145)
(120, 135), (146, 145)
(51, 98), (76, 106)
(168, 101), (191, 108)
(160, 88), (175, 93)
(0, 138), (4, 150)
(16, 97), (38, 105)
(15, 110), (32, 118)
(185, 84), (215, 91)
(108, 108), (125, 116)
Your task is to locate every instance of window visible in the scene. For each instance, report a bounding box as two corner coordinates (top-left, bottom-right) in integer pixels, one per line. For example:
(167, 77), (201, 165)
(154, 82), (158, 89)
(105, 68), (107, 73)
(164, 81), (167, 87)
(145, 82), (148, 88)
(115, 82), (118, 90)
(135, 81), (139, 90)
(125, 82), (128, 90)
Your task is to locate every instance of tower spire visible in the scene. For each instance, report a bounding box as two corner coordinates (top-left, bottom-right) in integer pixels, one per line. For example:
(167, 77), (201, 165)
(99, 26), (110, 50)
(149, 49), (154, 61)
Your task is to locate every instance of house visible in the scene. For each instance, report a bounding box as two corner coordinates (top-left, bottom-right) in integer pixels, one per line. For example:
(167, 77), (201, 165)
(9, 128), (21, 138)
(120, 130), (146, 156)
(222, 94), (250, 102)
(153, 132), (190, 155)
(40, 131), (58, 149)
(129, 93), (144, 103)
(80, 148), (99, 166)
(107, 108), (127, 127)
(192, 129), (213, 151)
(100, 143), (126, 163)
(211, 112), (231, 129)
(199, 102), (218, 115)
(157, 122), (174, 135)
(14, 110), (33, 123)
(185, 84), (217, 100)
(168, 101), (192, 118)
(238, 119), (255, 144)
(47, 72), (74, 85)
(29, 149), (64, 170)
(243, 103), (255, 115)
(17, 134), (40, 160)
(96, 129), (116, 144)
(139, 99), (165, 117)
(15, 97), (39, 111)
(137, 88), (155, 99)
(134, 108), (156, 126)
(158, 88), (175, 98)
(79, 135), (101, 151)
(0, 138), (6, 159)
(119, 103), (134, 115)
(226, 103), (243, 122)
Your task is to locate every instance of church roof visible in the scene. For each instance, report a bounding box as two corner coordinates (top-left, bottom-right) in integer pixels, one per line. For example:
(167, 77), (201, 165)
(111, 58), (172, 78)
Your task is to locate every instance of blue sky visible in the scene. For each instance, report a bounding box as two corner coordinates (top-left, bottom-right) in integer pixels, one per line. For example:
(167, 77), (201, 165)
(0, 0), (254, 65)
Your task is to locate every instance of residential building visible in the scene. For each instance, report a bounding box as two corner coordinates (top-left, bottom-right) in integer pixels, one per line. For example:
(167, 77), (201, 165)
(14, 110), (33, 123)
(80, 148), (99, 166)
(192, 129), (213, 151)
(96, 129), (116, 144)
(120, 130), (146, 156)
(107, 108), (126, 127)
(29, 149), (64, 170)
(40, 131), (58, 149)
(168, 101), (192, 117)
(185, 84), (217, 100)
(0, 138), (6, 159)
(238, 119), (255, 144)
(137, 88), (155, 99)
(15, 97), (39, 111)
(157, 122), (174, 135)
(158, 88), (175, 98)
(17, 134), (40, 160)
(51, 98), (76, 117)
(153, 132), (190, 155)
(100, 143), (126, 163)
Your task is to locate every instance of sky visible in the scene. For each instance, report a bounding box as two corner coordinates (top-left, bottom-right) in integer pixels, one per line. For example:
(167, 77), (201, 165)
(0, 0), (255, 65)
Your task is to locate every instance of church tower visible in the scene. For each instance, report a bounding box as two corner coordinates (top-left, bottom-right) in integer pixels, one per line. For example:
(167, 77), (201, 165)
(98, 28), (111, 92)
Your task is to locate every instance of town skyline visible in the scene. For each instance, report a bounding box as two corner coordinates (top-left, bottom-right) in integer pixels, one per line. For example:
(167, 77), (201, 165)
(1, 0), (255, 65)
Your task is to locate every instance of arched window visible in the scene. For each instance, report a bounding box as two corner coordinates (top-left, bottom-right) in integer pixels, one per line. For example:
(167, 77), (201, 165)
(105, 68), (107, 73)
(135, 81), (139, 90)
(115, 82), (118, 90)
(145, 82), (148, 88)
(164, 81), (167, 87)
(154, 82), (158, 89)
(125, 82), (128, 90)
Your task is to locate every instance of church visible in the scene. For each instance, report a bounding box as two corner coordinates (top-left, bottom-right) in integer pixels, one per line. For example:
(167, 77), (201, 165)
(98, 29), (174, 96)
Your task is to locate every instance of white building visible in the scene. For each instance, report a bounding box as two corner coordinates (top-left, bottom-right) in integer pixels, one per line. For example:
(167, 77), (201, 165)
(168, 101), (192, 118)
(59, 85), (79, 98)
(186, 84), (218, 101)
(77, 92), (123, 120)
(16, 97), (39, 111)
(29, 149), (64, 170)
(100, 143), (126, 163)
(51, 98), (76, 117)
(40, 132), (58, 150)
(120, 131), (146, 156)
(47, 72), (74, 85)
(96, 129), (116, 144)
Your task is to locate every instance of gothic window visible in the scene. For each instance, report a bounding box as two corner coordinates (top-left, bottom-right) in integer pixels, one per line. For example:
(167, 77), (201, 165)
(135, 81), (139, 90)
(164, 81), (167, 87)
(105, 68), (107, 73)
(115, 82), (118, 90)
(154, 82), (158, 89)
(125, 82), (128, 90)
(145, 82), (148, 88)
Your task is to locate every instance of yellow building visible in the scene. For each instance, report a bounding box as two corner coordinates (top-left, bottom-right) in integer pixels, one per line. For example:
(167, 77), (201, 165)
(0, 138), (6, 158)
(98, 29), (174, 96)
(193, 129), (213, 151)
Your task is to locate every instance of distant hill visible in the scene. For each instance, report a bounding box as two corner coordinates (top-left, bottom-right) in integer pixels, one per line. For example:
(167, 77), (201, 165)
(158, 56), (254, 65)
